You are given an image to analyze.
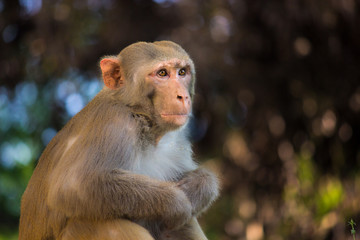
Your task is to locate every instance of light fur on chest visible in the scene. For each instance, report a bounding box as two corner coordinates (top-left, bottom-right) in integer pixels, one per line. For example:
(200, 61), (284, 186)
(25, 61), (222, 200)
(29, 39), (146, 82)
(130, 130), (197, 181)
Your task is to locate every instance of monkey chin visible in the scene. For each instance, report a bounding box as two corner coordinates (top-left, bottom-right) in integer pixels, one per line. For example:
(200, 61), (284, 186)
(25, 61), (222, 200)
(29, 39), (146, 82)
(160, 114), (189, 129)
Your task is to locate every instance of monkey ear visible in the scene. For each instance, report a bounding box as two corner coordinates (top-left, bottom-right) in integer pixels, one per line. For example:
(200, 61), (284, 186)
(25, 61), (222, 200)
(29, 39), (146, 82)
(100, 57), (124, 90)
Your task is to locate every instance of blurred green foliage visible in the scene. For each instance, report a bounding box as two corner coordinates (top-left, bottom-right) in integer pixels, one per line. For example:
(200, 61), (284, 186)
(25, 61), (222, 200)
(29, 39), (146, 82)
(1, 0), (360, 239)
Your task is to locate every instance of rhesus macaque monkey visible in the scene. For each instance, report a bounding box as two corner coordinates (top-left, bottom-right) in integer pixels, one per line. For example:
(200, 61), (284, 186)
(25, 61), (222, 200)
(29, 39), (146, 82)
(19, 41), (219, 240)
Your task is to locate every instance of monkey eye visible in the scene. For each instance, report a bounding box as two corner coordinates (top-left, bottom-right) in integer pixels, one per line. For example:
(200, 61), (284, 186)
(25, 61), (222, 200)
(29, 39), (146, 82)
(157, 69), (168, 77)
(178, 68), (186, 76)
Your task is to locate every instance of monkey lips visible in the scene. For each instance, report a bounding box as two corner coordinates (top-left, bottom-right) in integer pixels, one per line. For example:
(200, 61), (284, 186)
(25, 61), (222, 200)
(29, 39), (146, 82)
(160, 113), (189, 126)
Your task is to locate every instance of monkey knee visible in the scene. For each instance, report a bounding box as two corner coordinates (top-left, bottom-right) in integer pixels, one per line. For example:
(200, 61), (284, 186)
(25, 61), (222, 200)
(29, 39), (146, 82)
(160, 218), (207, 240)
(60, 220), (95, 240)
(61, 219), (154, 240)
(186, 218), (208, 240)
(112, 219), (155, 240)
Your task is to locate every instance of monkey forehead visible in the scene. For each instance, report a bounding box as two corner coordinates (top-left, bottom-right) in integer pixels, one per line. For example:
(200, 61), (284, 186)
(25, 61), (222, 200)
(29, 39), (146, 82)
(119, 41), (192, 63)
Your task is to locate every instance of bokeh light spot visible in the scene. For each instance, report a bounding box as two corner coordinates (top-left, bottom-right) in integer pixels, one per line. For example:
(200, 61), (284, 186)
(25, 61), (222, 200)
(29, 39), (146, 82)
(2, 25), (18, 43)
(0, 0), (4, 12)
(278, 140), (294, 162)
(246, 222), (264, 240)
(321, 110), (337, 137)
(56, 80), (76, 102)
(41, 128), (57, 145)
(349, 90), (360, 112)
(15, 82), (38, 106)
(65, 93), (84, 116)
(19, 0), (42, 15)
(1, 141), (32, 168)
(238, 199), (257, 219)
(210, 13), (232, 43)
(224, 218), (244, 236)
(268, 115), (286, 137)
(338, 123), (352, 142)
(294, 37), (312, 56)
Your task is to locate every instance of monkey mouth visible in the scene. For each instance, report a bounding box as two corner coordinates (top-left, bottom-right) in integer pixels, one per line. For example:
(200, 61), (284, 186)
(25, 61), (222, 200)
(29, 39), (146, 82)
(161, 114), (188, 116)
(160, 114), (189, 118)
(160, 113), (189, 126)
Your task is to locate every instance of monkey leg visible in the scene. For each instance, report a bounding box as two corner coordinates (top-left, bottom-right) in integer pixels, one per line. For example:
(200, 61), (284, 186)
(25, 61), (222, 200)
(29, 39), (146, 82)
(60, 218), (154, 240)
(159, 218), (207, 240)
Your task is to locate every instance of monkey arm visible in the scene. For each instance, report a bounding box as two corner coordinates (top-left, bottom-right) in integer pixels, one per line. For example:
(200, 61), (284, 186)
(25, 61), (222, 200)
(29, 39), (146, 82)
(47, 168), (192, 230)
(176, 167), (220, 216)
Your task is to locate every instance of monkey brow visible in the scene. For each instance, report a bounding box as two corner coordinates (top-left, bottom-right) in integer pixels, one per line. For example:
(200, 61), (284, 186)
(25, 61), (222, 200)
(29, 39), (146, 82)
(174, 62), (190, 69)
(162, 61), (189, 69)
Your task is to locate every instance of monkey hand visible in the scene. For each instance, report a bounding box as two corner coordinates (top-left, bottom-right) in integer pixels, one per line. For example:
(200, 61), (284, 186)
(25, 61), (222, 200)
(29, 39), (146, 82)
(160, 186), (193, 230)
(176, 167), (219, 216)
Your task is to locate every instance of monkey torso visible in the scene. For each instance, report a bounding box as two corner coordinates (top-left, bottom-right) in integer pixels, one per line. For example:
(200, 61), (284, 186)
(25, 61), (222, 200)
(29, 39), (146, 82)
(19, 91), (197, 239)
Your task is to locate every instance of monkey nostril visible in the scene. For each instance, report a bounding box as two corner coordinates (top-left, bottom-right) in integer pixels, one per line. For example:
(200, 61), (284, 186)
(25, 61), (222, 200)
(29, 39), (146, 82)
(177, 95), (183, 100)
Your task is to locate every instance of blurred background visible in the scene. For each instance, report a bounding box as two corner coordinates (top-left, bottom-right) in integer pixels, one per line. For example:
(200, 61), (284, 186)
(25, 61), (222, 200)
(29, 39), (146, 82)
(1, 0), (360, 239)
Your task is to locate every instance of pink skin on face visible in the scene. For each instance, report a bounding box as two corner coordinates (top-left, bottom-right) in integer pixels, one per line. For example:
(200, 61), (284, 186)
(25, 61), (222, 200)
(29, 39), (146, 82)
(147, 59), (192, 127)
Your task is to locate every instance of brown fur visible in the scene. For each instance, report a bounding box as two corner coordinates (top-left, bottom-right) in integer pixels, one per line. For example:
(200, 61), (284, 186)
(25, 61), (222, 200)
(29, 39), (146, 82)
(19, 41), (219, 240)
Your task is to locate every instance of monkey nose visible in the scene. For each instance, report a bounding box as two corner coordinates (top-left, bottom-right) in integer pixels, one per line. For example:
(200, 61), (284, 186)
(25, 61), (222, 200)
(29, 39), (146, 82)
(176, 94), (191, 108)
(177, 95), (189, 102)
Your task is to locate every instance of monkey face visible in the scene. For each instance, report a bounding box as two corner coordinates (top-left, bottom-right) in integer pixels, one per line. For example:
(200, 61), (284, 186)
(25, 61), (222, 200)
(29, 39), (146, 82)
(100, 41), (196, 136)
(146, 58), (193, 129)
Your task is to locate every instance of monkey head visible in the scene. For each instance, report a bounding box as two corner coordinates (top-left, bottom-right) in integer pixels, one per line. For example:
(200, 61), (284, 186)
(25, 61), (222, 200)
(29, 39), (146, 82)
(100, 41), (196, 136)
